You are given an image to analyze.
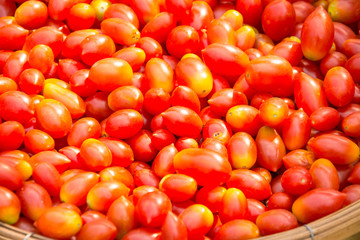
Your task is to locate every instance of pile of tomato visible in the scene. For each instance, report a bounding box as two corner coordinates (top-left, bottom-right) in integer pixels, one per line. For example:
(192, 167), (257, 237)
(0, 0), (360, 239)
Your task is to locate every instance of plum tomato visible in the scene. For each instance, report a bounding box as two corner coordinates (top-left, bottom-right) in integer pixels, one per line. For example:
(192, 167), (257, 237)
(256, 209), (298, 236)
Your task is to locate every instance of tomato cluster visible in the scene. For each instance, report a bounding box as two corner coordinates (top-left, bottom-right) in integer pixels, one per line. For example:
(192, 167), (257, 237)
(0, 0), (360, 239)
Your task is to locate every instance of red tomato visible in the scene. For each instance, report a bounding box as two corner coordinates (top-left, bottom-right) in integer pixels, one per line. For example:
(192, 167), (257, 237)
(0, 161), (23, 191)
(293, 1), (315, 24)
(282, 109), (311, 150)
(159, 174), (197, 202)
(0, 186), (21, 224)
(235, 0), (262, 27)
(174, 148), (231, 186)
(171, 86), (201, 113)
(122, 228), (161, 240)
(105, 109), (143, 139)
(292, 188), (346, 223)
(281, 166), (312, 196)
(127, 130), (158, 163)
(135, 191), (172, 228)
(181, 1), (213, 31)
(16, 182), (52, 221)
(0, 121), (25, 152)
(214, 219), (259, 240)
(301, 6), (334, 61)
(161, 211), (188, 240)
(261, 0), (295, 41)
(219, 188), (247, 223)
(195, 186), (226, 213)
(85, 92), (113, 121)
(246, 55), (293, 97)
(32, 162), (62, 197)
(307, 133), (360, 165)
(166, 25), (199, 59)
(35, 99), (72, 139)
(107, 196), (137, 239)
(227, 169), (272, 200)
(101, 18), (140, 46)
(226, 105), (262, 136)
(342, 185), (360, 206)
(113, 47), (146, 72)
(35, 206), (82, 239)
(89, 58), (133, 92)
(310, 107), (340, 131)
(208, 88), (248, 117)
(256, 209), (298, 235)
(270, 39), (303, 66)
(67, 3), (96, 31)
(0, 76), (18, 94)
(256, 126), (285, 172)
(227, 132), (257, 169)
(283, 149), (315, 169)
(151, 143), (177, 177)
(267, 192), (294, 211)
(15, 1), (48, 30)
(76, 219), (117, 240)
(0, 24), (29, 51)
(328, 0), (360, 24)
(320, 51), (348, 76)
(104, 3), (139, 29)
(310, 158), (340, 190)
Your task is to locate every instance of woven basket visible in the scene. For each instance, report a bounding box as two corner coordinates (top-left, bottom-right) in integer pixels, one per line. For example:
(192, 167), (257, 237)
(0, 200), (359, 240)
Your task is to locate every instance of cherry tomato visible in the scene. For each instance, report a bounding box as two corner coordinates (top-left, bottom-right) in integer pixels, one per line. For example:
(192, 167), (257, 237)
(67, 3), (96, 31)
(161, 211), (188, 240)
(105, 109), (143, 139)
(76, 219), (117, 240)
(101, 18), (140, 46)
(281, 166), (312, 196)
(145, 58), (174, 93)
(104, 3), (139, 28)
(0, 186), (21, 224)
(32, 162), (62, 197)
(0, 24), (29, 51)
(226, 105), (262, 136)
(214, 219), (259, 240)
(113, 47), (146, 72)
(267, 192), (294, 211)
(166, 25), (200, 59)
(219, 188), (247, 223)
(0, 121), (25, 152)
(235, 0), (262, 27)
(256, 209), (298, 235)
(292, 188), (346, 223)
(310, 158), (340, 190)
(283, 149), (315, 169)
(282, 109), (311, 150)
(15, 1), (48, 30)
(0, 161), (23, 191)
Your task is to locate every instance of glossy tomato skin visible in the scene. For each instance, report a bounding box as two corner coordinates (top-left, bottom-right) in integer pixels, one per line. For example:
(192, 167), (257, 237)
(174, 148), (232, 186)
(161, 211), (188, 240)
(0, 121), (25, 152)
(105, 109), (143, 139)
(202, 43), (249, 78)
(256, 209), (298, 236)
(107, 196), (137, 239)
(127, 130), (158, 163)
(320, 51), (348, 76)
(282, 109), (311, 150)
(122, 228), (161, 240)
(135, 191), (172, 228)
(256, 126), (285, 172)
(310, 158), (340, 190)
(342, 185), (360, 206)
(29, 151), (71, 173)
(35, 206), (82, 239)
(171, 86), (201, 113)
(323, 66), (355, 107)
(227, 132), (257, 169)
(32, 162), (62, 196)
(301, 6), (334, 61)
(270, 39), (303, 66)
(246, 55), (293, 97)
(327, 0), (360, 25)
(267, 192), (294, 211)
(208, 88), (248, 117)
(166, 25), (200, 59)
(345, 53), (360, 84)
(161, 106), (202, 138)
(0, 186), (21, 224)
(141, 12), (176, 43)
(294, 72), (328, 115)
(159, 174), (197, 202)
(310, 107), (340, 131)
(145, 58), (174, 93)
(15, 1), (48, 30)
(226, 105), (262, 136)
(292, 188), (346, 223)
(0, 24), (29, 51)
(76, 219), (117, 240)
(281, 166), (312, 196)
(227, 169), (272, 201)
(16, 182), (52, 221)
(89, 58), (133, 92)
(307, 134), (360, 165)
(342, 112), (360, 138)
(261, 0), (296, 41)
(80, 138), (112, 171)
(35, 99), (72, 139)
(181, 1), (213, 31)
(219, 188), (247, 223)
(195, 186), (226, 213)
(235, 0), (262, 27)
(101, 18), (140, 46)
(0, 161), (23, 191)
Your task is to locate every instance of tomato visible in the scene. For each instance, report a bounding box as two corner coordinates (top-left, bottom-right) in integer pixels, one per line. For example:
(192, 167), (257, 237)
(91, 0), (111, 23)
(104, 3), (139, 29)
(174, 148), (231, 186)
(226, 105), (262, 136)
(202, 43), (249, 77)
(85, 92), (113, 121)
(328, 0), (360, 24)
(60, 171), (99, 206)
(0, 161), (22, 191)
(282, 109), (311, 150)
(323, 66), (355, 107)
(79, 34), (116, 66)
(281, 166), (312, 196)
(267, 192), (294, 211)
(32, 162), (62, 197)
(113, 47), (145, 72)
(207, 19), (236, 45)
(195, 186), (226, 213)
(301, 6), (334, 61)
(214, 219), (259, 240)
(256, 126), (285, 172)
(256, 209), (298, 235)
(227, 169), (271, 200)
(0, 24), (29, 51)
(87, 181), (130, 213)
(161, 211), (188, 240)
(170, 86), (201, 113)
(16, 182), (52, 221)
(152, 143), (177, 177)
(24, 129), (55, 153)
(292, 188), (346, 223)
(0, 186), (21, 224)
(283, 149), (315, 169)
(181, 1), (213, 31)
(310, 158), (340, 190)
(226, 132), (256, 169)
(294, 72), (328, 115)
(79, 138), (112, 171)
(3, 50), (29, 82)
(348, 162), (360, 184)
(145, 58), (174, 93)
(0, 0), (16, 17)
(261, 0), (295, 41)
(0, 77), (17, 94)
(130, 0), (160, 25)
(307, 134), (360, 165)
(135, 190), (172, 227)
(127, 130), (158, 162)
(15, 1), (48, 30)
(259, 97), (289, 127)
(246, 55), (293, 97)
(342, 185), (360, 206)
(107, 196), (137, 239)
(122, 228), (161, 240)
(35, 206), (82, 239)
(235, 0), (262, 27)
(48, 0), (74, 21)
(23, 26), (64, 58)
(35, 99), (72, 139)
(310, 107), (340, 131)
(0, 156), (32, 181)
(67, 3), (96, 31)
(0, 121), (25, 152)
(76, 219), (117, 240)
(29, 151), (71, 173)
(101, 18), (140, 46)
(345, 53), (360, 84)
(105, 109), (143, 139)
(151, 128), (176, 150)
(166, 25), (200, 59)
(293, 1), (314, 24)
(320, 51), (348, 76)
(219, 188), (247, 223)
